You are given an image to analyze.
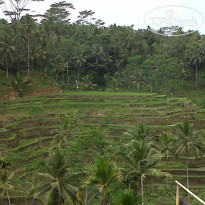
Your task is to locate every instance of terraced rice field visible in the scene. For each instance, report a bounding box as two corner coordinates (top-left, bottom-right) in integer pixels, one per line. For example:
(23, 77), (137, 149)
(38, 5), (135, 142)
(1, 91), (205, 195)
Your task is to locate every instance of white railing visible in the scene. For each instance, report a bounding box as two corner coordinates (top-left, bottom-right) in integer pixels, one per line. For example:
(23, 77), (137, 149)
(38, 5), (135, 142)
(175, 180), (205, 205)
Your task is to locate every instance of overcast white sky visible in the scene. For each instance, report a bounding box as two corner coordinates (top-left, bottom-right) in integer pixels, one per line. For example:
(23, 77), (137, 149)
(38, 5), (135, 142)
(0, 0), (205, 34)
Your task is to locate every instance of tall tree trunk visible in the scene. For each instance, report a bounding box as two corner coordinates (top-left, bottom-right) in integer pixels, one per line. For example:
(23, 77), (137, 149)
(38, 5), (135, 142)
(16, 38), (20, 73)
(141, 176), (144, 205)
(56, 71), (59, 81)
(6, 188), (11, 205)
(84, 186), (88, 205)
(186, 149), (190, 192)
(77, 66), (80, 84)
(195, 63), (198, 86)
(166, 158), (169, 190)
(27, 35), (30, 75)
(96, 57), (99, 83)
(66, 66), (69, 85)
(24, 181), (28, 205)
(60, 197), (64, 205)
(117, 64), (121, 87)
(6, 51), (8, 78)
(101, 189), (109, 205)
(44, 65), (47, 76)
(137, 81), (140, 92)
(31, 198), (35, 205)
(149, 41), (153, 56)
(15, 20), (20, 73)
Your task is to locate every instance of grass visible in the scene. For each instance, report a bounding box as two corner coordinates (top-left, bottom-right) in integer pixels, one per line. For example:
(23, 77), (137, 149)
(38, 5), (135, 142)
(0, 71), (61, 101)
(176, 89), (205, 108)
(11, 137), (52, 152)
(1, 90), (205, 203)
(61, 91), (157, 96)
(0, 133), (16, 141)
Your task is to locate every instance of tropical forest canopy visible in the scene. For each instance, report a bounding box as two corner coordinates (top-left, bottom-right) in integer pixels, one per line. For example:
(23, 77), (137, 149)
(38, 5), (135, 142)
(0, 0), (205, 94)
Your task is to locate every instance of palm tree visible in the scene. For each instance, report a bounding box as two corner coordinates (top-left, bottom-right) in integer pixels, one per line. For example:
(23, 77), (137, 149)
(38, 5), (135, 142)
(22, 14), (35, 75)
(103, 54), (113, 73)
(51, 110), (81, 146)
(158, 133), (175, 189)
(0, 158), (13, 205)
(185, 39), (205, 85)
(131, 69), (146, 92)
(81, 74), (97, 91)
(158, 133), (176, 161)
(91, 45), (104, 80)
(119, 189), (141, 205)
(115, 59), (123, 86)
(145, 28), (155, 56)
(11, 74), (33, 98)
(123, 122), (149, 141)
(85, 157), (122, 205)
(175, 121), (204, 190)
(73, 50), (87, 84)
(124, 140), (168, 205)
(33, 148), (82, 205)
(0, 35), (15, 78)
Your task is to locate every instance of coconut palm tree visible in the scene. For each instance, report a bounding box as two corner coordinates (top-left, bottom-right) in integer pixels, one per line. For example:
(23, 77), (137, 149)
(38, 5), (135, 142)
(0, 158), (13, 205)
(11, 74), (33, 98)
(81, 74), (97, 91)
(158, 133), (176, 161)
(91, 45), (104, 80)
(158, 133), (176, 189)
(0, 35), (15, 78)
(115, 59), (124, 86)
(85, 157), (122, 205)
(33, 148), (82, 205)
(124, 140), (168, 205)
(51, 110), (81, 146)
(185, 39), (205, 85)
(175, 121), (204, 190)
(119, 189), (141, 205)
(123, 122), (149, 142)
(21, 14), (36, 75)
(73, 50), (87, 84)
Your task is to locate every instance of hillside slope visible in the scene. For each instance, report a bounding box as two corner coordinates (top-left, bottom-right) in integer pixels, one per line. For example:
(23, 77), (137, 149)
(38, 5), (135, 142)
(0, 92), (205, 191)
(0, 71), (61, 100)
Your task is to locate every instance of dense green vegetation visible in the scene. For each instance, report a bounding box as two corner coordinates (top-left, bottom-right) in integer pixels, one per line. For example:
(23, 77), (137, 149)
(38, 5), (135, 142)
(0, 91), (205, 204)
(0, 1), (205, 205)
(0, 70), (61, 100)
(0, 1), (205, 96)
